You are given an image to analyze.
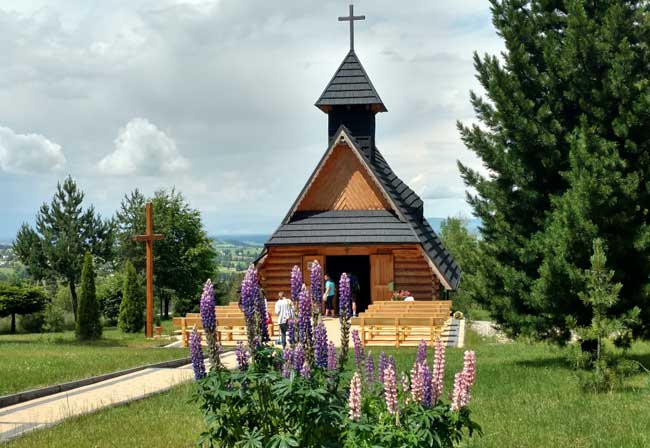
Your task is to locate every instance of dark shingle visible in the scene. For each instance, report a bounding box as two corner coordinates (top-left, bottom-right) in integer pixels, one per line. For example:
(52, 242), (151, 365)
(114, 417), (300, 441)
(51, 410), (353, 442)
(315, 51), (387, 112)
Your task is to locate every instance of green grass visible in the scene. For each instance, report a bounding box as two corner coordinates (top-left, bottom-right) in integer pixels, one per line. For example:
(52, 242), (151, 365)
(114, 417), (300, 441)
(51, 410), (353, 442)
(5, 383), (203, 448)
(0, 327), (187, 395)
(6, 331), (650, 447)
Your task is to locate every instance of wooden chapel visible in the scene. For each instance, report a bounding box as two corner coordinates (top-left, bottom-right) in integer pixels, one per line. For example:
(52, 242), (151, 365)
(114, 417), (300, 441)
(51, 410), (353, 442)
(255, 5), (460, 313)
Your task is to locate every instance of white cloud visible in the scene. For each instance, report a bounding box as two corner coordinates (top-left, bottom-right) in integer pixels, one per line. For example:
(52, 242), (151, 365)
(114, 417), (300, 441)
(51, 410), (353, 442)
(0, 125), (65, 174)
(99, 118), (189, 176)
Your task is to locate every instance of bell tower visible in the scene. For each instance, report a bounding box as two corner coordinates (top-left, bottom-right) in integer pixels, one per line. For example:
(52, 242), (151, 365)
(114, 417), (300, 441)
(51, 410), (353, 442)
(314, 4), (386, 157)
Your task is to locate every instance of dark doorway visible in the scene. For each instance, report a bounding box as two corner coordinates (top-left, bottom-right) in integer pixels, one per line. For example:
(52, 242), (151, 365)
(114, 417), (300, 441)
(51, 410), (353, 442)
(325, 255), (371, 314)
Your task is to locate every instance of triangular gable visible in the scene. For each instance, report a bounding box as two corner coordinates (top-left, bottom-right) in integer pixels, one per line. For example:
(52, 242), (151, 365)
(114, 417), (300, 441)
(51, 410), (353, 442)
(284, 127), (404, 223)
(296, 143), (391, 212)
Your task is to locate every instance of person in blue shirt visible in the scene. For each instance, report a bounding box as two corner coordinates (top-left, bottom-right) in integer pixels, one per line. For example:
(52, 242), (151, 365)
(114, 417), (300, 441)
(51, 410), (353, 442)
(323, 274), (336, 318)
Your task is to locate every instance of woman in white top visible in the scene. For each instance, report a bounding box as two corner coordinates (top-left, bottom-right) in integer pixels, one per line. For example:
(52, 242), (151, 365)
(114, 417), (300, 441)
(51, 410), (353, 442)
(274, 291), (294, 348)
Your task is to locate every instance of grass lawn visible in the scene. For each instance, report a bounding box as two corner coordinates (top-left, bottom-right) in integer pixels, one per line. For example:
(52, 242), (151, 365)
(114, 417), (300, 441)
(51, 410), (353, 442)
(0, 326), (187, 395)
(6, 330), (650, 447)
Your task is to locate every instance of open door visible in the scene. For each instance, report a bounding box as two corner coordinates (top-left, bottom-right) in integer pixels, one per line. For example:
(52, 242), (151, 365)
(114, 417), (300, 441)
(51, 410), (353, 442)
(370, 254), (393, 302)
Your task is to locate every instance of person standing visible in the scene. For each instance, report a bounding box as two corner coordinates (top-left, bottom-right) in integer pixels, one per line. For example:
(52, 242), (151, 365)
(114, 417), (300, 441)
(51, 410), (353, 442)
(323, 274), (336, 318)
(274, 291), (294, 348)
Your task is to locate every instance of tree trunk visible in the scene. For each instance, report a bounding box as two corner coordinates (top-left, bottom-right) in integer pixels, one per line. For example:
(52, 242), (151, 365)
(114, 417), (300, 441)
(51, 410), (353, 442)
(164, 294), (170, 319)
(10, 313), (16, 334)
(70, 281), (78, 322)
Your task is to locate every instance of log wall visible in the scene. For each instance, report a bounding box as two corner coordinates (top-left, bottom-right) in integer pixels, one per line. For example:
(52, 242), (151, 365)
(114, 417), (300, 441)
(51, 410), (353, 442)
(258, 244), (443, 302)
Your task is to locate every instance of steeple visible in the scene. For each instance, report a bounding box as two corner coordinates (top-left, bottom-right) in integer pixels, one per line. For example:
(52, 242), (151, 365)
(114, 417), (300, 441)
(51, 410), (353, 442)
(315, 4), (386, 154)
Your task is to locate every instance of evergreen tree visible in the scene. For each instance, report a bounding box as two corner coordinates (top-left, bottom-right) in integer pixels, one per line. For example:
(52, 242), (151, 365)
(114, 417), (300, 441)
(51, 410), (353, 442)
(13, 176), (114, 321)
(459, 0), (650, 341)
(76, 252), (102, 340)
(118, 262), (144, 333)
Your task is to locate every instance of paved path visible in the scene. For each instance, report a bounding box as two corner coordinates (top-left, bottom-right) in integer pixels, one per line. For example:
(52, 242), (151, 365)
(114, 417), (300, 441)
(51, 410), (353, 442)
(0, 352), (237, 443)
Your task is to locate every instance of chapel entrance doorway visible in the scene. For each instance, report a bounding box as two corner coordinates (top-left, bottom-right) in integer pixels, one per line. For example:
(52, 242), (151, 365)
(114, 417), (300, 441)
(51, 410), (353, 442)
(325, 255), (371, 314)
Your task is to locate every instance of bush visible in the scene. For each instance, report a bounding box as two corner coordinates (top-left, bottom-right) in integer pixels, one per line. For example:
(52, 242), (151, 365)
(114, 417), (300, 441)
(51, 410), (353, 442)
(76, 252), (102, 340)
(43, 302), (66, 332)
(20, 312), (45, 333)
(118, 262), (144, 333)
(98, 273), (123, 326)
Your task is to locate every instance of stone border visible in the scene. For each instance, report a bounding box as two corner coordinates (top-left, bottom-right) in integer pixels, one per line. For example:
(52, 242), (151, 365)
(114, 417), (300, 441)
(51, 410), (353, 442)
(0, 357), (192, 409)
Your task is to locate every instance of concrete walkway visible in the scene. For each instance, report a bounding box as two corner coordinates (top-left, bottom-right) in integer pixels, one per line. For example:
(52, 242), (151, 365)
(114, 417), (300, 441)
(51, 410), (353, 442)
(0, 352), (237, 443)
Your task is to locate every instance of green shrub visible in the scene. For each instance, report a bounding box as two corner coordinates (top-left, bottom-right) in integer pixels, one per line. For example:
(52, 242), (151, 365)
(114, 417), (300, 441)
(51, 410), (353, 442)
(20, 312), (45, 333)
(118, 262), (144, 333)
(98, 273), (123, 326)
(75, 252), (102, 340)
(43, 302), (66, 332)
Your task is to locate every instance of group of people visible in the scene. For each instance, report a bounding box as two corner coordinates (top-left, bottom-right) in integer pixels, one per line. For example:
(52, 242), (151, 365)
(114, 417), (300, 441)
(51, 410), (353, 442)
(272, 272), (359, 348)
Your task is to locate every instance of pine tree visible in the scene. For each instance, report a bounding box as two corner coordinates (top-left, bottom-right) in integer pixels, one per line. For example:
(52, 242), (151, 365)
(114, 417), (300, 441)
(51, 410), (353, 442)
(118, 262), (144, 333)
(459, 1), (650, 340)
(76, 252), (102, 340)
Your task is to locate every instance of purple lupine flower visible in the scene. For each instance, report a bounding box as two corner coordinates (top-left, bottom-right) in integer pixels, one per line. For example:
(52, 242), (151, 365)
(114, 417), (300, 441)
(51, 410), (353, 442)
(388, 356), (396, 375)
(432, 338), (446, 403)
(255, 289), (269, 343)
(352, 329), (364, 371)
(310, 260), (322, 302)
(366, 353), (375, 384)
(298, 284), (312, 345)
(235, 341), (249, 371)
(240, 265), (259, 344)
(422, 364), (433, 408)
(314, 321), (328, 369)
(410, 362), (425, 404)
(199, 279), (216, 333)
(338, 273), (351, 317)
(383, 363), (398, 415)
(293, 344), (305, 373)
(190, 328), (206, 380)
(287, 319), (297, 346)
(378, 352), (388, 384)
(416, 339), (427, 366)
(348, 372), (362, 421)
(282, 347), (293, 378)
(327, 341), (337, 371)
(300, 360), (312, 379)
(291, 265), (303, 301)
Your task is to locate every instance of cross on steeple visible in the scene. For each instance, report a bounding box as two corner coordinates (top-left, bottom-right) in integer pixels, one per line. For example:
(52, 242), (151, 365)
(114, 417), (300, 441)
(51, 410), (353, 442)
(338, 4), (365, 51)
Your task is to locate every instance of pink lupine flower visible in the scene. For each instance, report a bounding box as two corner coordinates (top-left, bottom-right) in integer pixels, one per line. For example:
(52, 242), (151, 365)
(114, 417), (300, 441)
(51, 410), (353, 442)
(383, 363), (399, 415)
(451, 350), (477, 410)
(401, 373), (410, 396)
(451, 371), (466, 411)
(410, 362), (425, 404)
(348, 372), (362, 421)
(432, 338), (446, 403)
(463, 350), (477, 388)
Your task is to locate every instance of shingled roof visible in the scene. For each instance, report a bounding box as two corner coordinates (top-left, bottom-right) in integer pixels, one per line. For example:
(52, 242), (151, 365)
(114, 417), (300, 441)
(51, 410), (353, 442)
(315, 50), (387, 112)
(266, 126), (461, 290)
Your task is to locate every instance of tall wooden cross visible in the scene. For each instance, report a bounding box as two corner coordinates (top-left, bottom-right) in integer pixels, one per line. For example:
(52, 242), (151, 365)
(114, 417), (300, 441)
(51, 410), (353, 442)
(133, 202), (164, 338)
(339, 4), (365, 51)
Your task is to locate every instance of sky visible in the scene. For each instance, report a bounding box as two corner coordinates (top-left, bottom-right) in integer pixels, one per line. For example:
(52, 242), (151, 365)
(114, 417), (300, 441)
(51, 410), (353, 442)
(0, 0), (502, 239)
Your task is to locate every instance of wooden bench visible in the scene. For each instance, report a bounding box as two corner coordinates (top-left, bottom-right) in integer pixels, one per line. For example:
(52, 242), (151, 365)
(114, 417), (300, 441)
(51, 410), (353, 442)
(174, 315), (278, 347)
(357, 316), (448, 348)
